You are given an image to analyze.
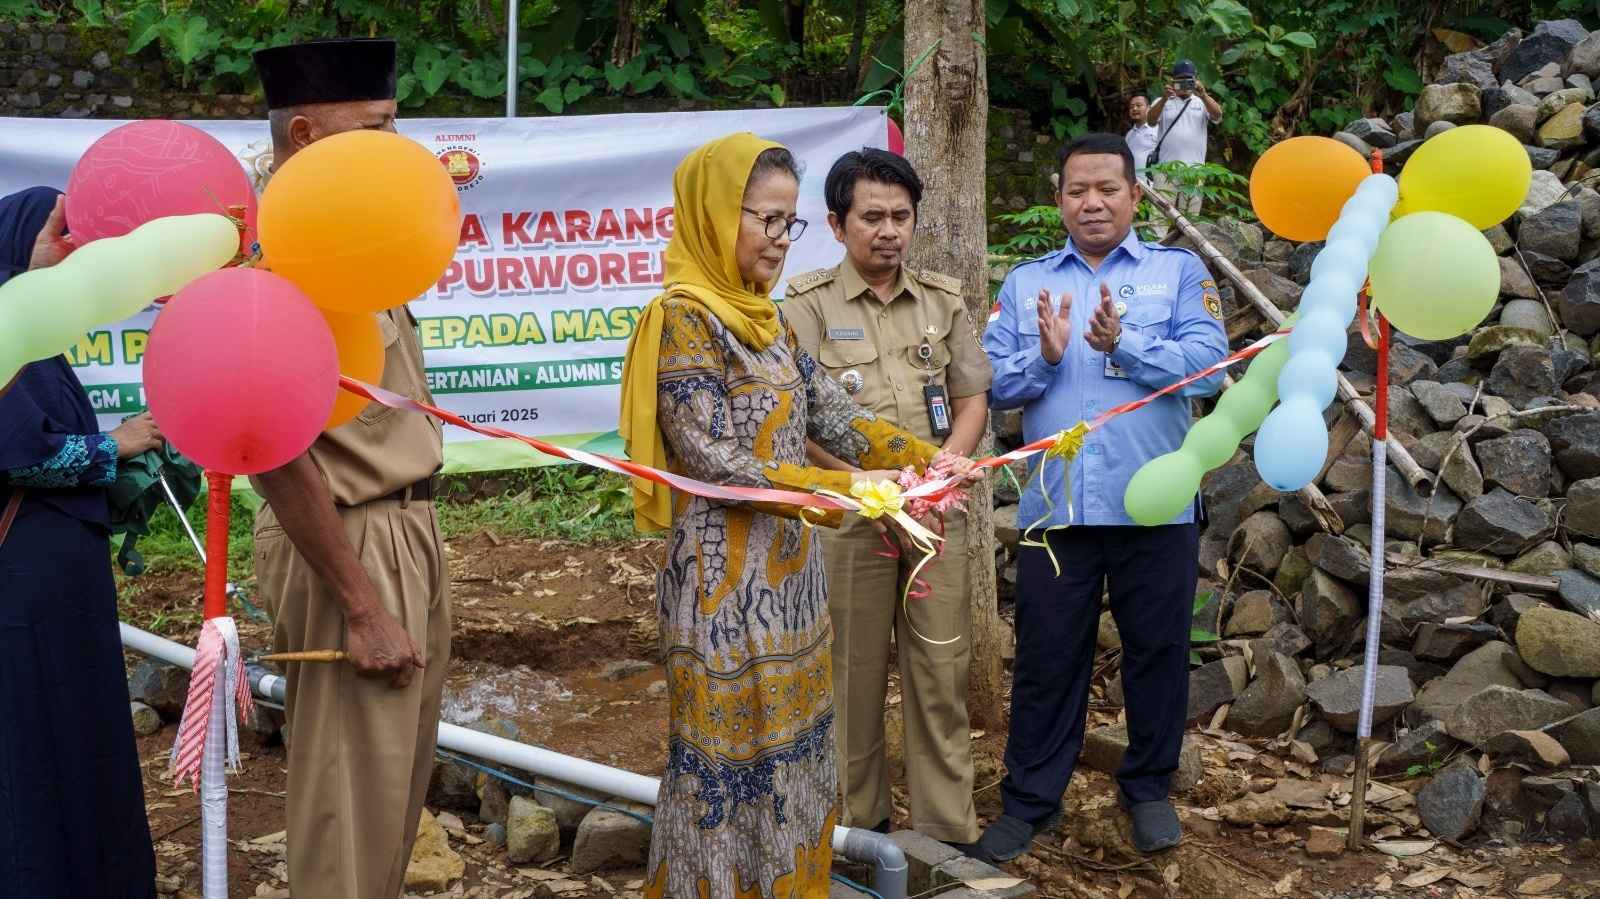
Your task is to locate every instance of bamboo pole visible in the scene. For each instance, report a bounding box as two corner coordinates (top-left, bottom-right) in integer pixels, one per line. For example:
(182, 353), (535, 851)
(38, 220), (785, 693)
(1140, 183), (1436, 497)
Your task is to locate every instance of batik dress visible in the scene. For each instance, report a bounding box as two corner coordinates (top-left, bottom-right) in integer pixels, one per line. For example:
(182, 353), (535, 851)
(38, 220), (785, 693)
(644, 297), (936, 899)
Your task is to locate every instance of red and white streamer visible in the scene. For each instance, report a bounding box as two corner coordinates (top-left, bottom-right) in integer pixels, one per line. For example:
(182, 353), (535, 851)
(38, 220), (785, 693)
(170, 616), (250, 899)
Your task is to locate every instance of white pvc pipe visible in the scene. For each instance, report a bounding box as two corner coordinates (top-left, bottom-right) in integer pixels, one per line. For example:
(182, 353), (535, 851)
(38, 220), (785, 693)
(121, 622), (907, 897)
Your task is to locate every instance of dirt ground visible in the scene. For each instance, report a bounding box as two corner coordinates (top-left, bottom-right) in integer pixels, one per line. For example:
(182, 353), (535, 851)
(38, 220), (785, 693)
(123, 534), (1600, 898)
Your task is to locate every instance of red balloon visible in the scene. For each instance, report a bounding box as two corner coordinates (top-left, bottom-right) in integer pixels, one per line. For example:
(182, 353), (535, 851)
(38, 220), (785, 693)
(887, 117), (905, 156)
(66, 120), (257, 250)
(144, 268), (337, 475)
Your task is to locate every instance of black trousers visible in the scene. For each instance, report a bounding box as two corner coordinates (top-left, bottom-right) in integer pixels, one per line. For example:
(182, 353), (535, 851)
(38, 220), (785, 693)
(1000, 523), (1199, 824)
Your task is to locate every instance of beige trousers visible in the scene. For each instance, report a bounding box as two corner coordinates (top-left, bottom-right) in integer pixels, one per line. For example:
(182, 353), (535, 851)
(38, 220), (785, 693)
(822, 511), (978, 843)
(254, 498), (452, 899)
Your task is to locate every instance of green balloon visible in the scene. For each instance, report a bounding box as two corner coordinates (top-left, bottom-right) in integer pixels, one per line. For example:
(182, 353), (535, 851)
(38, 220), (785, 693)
(0, 213), (238, 386)
(1186, 414), (1239, 470)
(1125, 451), (1206, 526)
(1123, 316), (1299, 525)
(1369, 211), (1500, 340)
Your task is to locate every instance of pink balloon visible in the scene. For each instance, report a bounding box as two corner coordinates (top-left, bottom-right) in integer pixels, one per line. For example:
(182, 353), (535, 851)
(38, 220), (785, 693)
(144, 268), (337, 475)
(887, 117), (905, 156)
(66, 120), (257, 249)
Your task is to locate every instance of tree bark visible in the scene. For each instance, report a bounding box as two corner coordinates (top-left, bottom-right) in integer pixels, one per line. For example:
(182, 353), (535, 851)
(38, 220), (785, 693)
(903, 0), (1005, 730)
(844, 0), (868, 90)
(611, 0), (642, 67)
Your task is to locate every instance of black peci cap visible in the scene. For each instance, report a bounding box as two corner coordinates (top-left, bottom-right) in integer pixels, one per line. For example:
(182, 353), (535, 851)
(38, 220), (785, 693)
(254, 38), (397, 109)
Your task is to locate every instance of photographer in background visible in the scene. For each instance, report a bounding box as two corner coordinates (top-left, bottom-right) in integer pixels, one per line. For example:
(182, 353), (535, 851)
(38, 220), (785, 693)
(1144, 59), (1223, 220)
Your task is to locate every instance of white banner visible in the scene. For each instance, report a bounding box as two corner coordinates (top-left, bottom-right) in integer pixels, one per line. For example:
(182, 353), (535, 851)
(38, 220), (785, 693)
(0, 107), (889, 472)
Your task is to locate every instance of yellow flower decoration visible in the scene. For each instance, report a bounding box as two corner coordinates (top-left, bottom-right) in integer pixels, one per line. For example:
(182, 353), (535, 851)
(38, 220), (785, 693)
(848, 478), (906, 520)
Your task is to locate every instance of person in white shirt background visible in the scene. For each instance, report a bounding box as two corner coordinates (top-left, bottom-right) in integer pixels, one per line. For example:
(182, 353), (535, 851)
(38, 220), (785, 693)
(1144, 59), (1224, 219)
(1124, 94), (1158, 176)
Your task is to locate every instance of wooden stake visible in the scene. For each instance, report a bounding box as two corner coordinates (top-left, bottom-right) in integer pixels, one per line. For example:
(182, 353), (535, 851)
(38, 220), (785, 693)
(1348, 737), (1374, 850)
(1139, 184), (1436, 497)
(255, 650), (349, 664)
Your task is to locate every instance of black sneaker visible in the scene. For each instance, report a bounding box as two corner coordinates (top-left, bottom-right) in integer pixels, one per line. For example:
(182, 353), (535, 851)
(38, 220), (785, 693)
(1127, 800), (1181, 853)
(971, 810), (1061, 863)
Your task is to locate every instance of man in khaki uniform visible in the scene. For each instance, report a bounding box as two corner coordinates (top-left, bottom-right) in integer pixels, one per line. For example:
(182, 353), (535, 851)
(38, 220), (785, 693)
(786, 149), (992, 848)
(248, 39), (451, 899)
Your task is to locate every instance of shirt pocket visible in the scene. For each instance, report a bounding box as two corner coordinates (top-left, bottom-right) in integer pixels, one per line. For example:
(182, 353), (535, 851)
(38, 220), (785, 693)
(356, 313), (403, 427)
(1122, 302), (1174, 340)
(818, 340), (881, 405)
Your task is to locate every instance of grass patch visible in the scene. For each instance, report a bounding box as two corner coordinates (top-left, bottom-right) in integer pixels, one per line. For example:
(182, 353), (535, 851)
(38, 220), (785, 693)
(437, 467), (638, 543)
(112, 465), (640, 595)
(112, 491), (260, 579)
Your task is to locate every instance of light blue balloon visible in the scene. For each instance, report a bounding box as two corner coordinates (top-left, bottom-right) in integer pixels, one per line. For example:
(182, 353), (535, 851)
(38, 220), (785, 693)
(1254, 397), (1331, 491)
(1327, 220), (1382, 257)
(1309, 240), (1369, 284)
(1278, 347), (1339, 409)
(1358, 172), (1399, 205)
(1300, 271), (1361, 314)
(1290, 307), (1350, 362)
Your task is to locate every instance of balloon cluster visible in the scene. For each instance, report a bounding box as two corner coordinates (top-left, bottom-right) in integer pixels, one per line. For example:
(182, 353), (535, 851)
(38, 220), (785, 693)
(1123, 125), (1528, 522)
(9, 119), (460, 477)
(1255, 173), (1398, 490)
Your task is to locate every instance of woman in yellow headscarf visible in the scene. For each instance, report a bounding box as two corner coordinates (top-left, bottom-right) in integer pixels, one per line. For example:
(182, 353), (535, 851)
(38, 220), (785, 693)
(620, 134), (944, 897)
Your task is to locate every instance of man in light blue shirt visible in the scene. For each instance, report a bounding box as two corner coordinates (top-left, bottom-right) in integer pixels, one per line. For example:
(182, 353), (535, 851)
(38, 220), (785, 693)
(972, 132), (1226, 863)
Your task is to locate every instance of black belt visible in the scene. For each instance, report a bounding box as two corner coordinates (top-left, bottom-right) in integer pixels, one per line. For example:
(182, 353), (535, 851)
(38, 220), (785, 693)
(378, 476), (437, 505)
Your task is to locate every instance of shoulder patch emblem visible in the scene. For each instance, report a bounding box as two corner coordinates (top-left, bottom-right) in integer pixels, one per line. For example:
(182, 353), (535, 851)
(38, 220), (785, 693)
(785, 267), (835, 295)
(1204, 291), (1224, 320)
(1200, 278), (1217, 290)
(915, 269), (963, 296)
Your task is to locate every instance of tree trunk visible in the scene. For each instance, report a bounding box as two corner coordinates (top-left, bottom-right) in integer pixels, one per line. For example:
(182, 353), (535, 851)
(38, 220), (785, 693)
(787, 0), (806, 48)
(611, 0), (642, 67)
(903, 0), (1005, 730)
(844, 0), (868, 90)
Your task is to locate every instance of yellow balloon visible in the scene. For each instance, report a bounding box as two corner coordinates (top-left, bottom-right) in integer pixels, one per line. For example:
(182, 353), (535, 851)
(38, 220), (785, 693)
(1393, 124), (1532, 229)
(1249, 136), (1371, 241)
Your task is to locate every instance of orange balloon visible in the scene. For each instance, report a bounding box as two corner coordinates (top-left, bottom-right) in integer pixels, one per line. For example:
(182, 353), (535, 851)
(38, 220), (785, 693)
(1249, 136), (1371, 242)
(321, 310), (385, 429)
(258, 130), (460, 314)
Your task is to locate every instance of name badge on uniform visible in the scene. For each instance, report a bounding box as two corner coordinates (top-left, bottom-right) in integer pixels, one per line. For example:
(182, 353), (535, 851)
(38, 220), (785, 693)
(1104, 356), (1129, 380)
(827, 328), (865, 340)
(923, 383), (952, 438)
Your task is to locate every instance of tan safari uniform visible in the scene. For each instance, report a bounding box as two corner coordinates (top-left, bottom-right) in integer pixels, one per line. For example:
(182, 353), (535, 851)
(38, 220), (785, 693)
(785, 257), (993, 843)
(251, 307), (450, 899)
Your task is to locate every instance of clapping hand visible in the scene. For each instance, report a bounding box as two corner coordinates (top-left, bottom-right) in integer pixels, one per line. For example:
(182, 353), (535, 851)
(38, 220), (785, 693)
(1035, 288), (1072, 364)
(1085, 283), (1122, 354)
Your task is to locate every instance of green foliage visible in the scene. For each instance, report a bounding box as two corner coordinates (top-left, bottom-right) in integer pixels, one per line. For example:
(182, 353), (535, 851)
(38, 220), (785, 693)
(437, 466), (637, 543)
(988, 203), (1065, 267)
(853, 35), (939, 120)
(1143, 161), (1253, 224)
(1404, 741), (1447, 778)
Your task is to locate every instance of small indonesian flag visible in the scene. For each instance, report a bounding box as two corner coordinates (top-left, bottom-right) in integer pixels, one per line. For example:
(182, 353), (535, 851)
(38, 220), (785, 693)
(988, 300), (1001, 324)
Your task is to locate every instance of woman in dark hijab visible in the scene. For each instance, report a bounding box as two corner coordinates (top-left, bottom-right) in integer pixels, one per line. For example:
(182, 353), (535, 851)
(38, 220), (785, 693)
(0, 186), (162, 898)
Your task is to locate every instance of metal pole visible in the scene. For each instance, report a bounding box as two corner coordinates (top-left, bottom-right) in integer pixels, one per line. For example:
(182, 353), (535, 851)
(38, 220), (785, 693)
(1348, 149), (1388, 852)
(505, 0), (519, 118)
(160, 472), (206, 563)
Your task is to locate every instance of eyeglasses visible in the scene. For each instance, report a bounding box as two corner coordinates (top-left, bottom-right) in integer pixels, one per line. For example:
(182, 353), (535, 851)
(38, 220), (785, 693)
(741, 207), (808, 241)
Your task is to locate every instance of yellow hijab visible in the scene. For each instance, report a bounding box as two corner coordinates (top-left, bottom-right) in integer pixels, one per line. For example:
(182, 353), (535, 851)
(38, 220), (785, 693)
(619, 132), (788, 532)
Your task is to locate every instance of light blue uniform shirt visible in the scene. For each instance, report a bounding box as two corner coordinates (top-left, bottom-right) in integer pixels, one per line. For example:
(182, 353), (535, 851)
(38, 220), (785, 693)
(984, 230), (1228, 527)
